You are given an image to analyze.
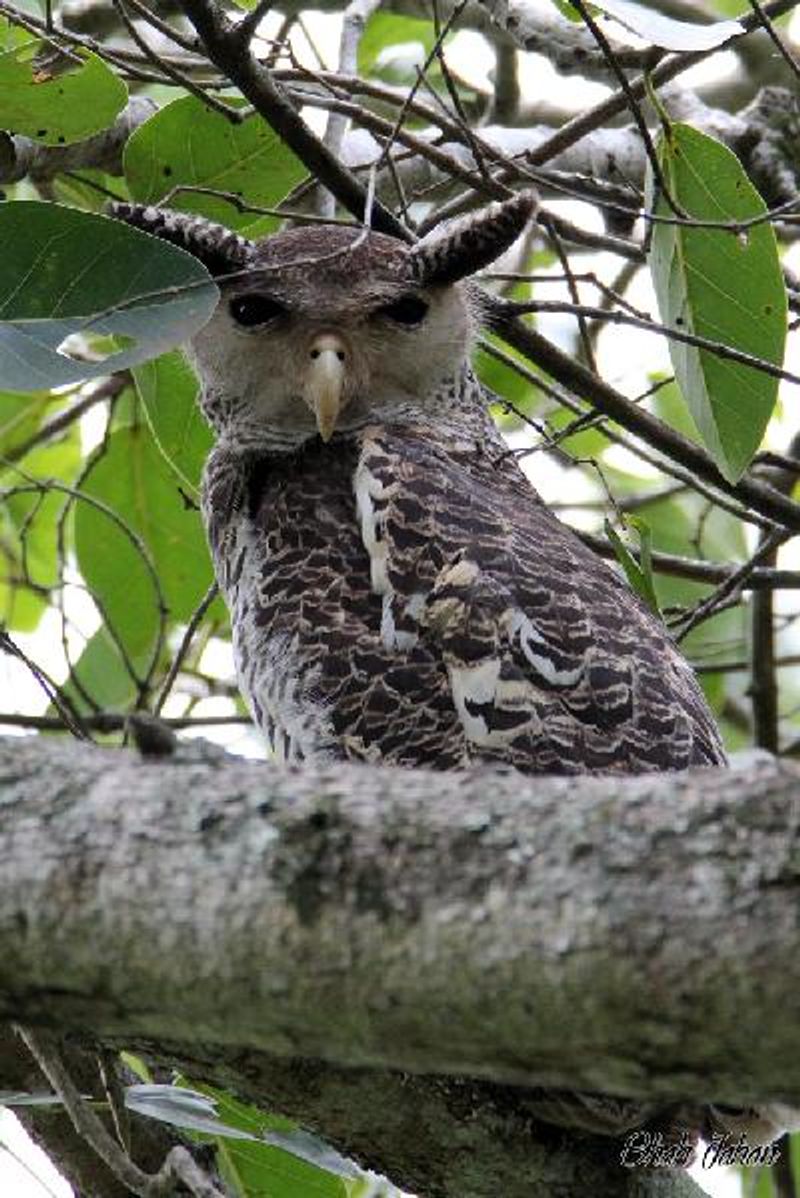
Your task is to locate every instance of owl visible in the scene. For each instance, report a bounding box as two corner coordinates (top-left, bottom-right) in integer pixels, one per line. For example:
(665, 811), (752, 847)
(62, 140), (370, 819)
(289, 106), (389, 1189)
(111, 194), (724, 776)
(108, 194), (792, 1148)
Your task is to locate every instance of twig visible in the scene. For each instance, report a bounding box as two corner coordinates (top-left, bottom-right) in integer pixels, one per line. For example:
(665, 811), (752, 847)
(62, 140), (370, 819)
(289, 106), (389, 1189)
(112, 0), (243, 120)
(749, 433), (800, 752)
(17, 1029), (226, 1198)
(577, 532), (800, 590)
(480, 337), (772, 530)
(155, 583), (220, 715)
(746, 0), (800, 82)
(5, 376), (127, 466)
(231, 0), (275, 50)
(488, 306), (800, 534)
(675, 528), (790, 642)
(509, 298), (800, 389)
(525, 0), (800, 170)
(569, 0), (677, 217)
(0, 631), (88, 740)
(0, 713), (249, 731)
(538, 212), (597, 372)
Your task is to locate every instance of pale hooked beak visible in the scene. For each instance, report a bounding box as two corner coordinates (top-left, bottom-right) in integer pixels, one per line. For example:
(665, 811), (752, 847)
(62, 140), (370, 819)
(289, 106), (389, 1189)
(303, 332), (348, 441)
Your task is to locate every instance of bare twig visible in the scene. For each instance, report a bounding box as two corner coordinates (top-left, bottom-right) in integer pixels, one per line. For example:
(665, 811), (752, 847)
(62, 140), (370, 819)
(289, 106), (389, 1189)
(489, 306), (800, 534)
(0, 713), (248, 731)
(750, 434), (800, 752)
(155, 583), (220, 715)
(0, 632), (88, 741)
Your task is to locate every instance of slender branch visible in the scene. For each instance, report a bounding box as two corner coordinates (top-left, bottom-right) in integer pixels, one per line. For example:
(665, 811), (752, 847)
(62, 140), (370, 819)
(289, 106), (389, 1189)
(489, 307), (800, 533)
(0, 631), (88, 741)
(577, 532), (800, 590)
(4, 377), (127, 466)
(154, 583), (220, 716)
(0, 712), (247, 732)
(750, 434), (800, 751)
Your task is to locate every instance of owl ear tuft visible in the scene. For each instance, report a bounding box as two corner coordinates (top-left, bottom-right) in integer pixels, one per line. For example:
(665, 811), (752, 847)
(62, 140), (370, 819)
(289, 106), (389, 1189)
(107, 202), (254, 278)
(408, 191), (537, 287)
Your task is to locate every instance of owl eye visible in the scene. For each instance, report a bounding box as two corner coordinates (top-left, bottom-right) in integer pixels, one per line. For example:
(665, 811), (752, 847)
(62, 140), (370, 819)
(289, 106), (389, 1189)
(377, 295), (429, 326)
(229, 295), (287, 327)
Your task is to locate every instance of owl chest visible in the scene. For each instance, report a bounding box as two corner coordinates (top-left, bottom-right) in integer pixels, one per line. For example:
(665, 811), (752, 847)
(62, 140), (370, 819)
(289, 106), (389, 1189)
(215, 459), (390, 758)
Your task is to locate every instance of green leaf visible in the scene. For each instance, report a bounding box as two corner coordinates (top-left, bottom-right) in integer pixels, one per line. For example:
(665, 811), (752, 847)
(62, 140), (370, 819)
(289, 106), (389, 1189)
(0, 201), (219, 391)
(0, 17), (33, 51)
(179, 1083), (349, 1198)
(0, 426), (80, 631)
(0, 43), (127, 145)
(124, 97), (306, 234)
(0, 387), (56, 456)
(550, 0), (584, 23)
(647, 123), (787, 483)
(52, 166), (130, 213)
(358, 11), (435, 77)
(74, 425), (213, 664)
(133, 351), (211, 492)
(604, 518), (661, 616)
(60, 625), (146, 715)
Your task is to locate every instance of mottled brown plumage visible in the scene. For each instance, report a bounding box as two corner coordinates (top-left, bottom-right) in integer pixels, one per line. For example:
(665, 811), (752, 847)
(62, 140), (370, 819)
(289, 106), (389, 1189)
(107, 196), (795, 1146)
(110, 198), (724, 773)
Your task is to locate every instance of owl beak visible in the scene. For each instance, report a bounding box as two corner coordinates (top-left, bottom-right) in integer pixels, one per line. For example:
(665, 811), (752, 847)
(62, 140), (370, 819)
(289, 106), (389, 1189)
(304, 333), (348, 441)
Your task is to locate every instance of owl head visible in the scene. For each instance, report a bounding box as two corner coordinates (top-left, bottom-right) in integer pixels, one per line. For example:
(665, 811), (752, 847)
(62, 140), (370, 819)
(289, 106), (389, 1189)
(109, 194), (535, 449)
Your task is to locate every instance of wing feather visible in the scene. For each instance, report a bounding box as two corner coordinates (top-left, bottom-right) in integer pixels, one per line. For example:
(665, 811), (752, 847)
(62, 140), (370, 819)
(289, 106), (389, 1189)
(356, 428), (725, 773)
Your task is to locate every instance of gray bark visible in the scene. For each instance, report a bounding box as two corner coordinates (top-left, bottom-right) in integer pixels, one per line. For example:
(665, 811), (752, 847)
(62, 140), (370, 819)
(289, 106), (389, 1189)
(1, 734), (799, 1194)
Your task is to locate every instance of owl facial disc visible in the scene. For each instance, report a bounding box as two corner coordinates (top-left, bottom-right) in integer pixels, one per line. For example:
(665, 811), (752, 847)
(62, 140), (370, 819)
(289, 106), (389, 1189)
(303, 331), (350, 441)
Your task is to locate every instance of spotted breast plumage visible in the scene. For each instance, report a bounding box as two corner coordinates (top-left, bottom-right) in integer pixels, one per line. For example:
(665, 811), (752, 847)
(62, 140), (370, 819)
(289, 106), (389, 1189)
(106, 194), (800, 1149)
(112, 194), (723, 775)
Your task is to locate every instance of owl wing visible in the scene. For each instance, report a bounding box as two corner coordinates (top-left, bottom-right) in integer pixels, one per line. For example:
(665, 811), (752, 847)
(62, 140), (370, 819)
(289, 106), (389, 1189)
(355, 428), (725, 774)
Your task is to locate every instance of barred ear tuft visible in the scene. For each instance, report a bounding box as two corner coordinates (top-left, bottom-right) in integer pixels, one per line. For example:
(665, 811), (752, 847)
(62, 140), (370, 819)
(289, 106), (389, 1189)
(409, 192), (538, 287)
(107, 203), (254, 278)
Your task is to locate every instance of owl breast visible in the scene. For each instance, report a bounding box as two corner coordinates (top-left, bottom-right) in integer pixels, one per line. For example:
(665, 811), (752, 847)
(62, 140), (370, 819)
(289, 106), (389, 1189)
(202, 438), (467, 766)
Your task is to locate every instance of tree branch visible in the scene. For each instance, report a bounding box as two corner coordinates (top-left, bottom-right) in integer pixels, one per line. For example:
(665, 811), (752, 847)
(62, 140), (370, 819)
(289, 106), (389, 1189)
(16, 736), (795, 1194)
(3, 735), (800, 1106)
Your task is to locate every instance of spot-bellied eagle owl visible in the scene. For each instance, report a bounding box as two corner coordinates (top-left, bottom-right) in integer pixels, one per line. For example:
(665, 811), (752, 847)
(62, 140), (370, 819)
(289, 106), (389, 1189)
(111, 194), (796, 1147)
(112, 194), (724, 776)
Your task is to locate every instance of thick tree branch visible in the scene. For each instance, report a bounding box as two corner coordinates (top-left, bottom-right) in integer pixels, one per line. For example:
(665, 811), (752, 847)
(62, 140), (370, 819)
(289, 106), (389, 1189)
(2, 735), (800, 1107)
(15, 737), (795, 1195)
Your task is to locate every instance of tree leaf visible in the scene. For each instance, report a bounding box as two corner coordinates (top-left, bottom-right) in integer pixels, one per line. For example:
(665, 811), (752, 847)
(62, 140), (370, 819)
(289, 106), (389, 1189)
(646, 123), (787, 483)
(0, 43), (127, 144)
(1, 427), (80, 631)
(179, 1083), (349, 1198)
(358, 12), (436, 76)
(0, 387), (54, 456)
(124, 97), (306, 235)
(74, 425), (213, 664)
(60, 625), (147, 715)
(604, 519), (661, 616)
(133, 350), (211, 493)
(582, 0), (741, 50)
(0, 16), (33, 52)
(0, 202), (219, 391)
(125, 1086), (259, 1141)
